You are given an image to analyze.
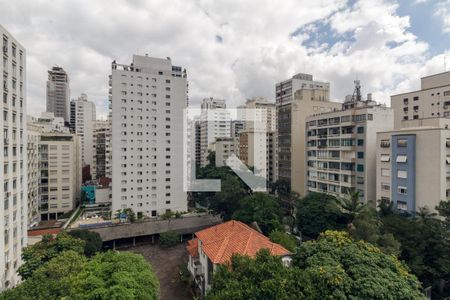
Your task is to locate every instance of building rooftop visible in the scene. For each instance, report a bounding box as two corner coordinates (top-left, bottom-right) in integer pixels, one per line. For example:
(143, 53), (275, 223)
(190, 220), (291, 264)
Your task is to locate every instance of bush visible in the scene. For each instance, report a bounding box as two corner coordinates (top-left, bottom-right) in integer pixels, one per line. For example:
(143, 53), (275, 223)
(68, 229), (103, 257)
(159, 231), (179, 248)
(269, 230), (298, 252)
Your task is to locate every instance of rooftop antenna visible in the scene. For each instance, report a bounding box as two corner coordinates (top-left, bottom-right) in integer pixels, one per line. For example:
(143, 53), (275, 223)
(352, 80), (362, 103)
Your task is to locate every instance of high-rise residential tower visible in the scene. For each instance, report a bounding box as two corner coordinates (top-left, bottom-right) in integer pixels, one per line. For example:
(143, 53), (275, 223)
(305, 93), (393, 203)
(0, 25), (27, 290)
(199, 98), (231, 167)
(92, 120), (110, 180)
(46, 66), (70, 123)
(70, 93), (96, 168)
(276, 73), (341, 196)
(110, 55), (188, 217)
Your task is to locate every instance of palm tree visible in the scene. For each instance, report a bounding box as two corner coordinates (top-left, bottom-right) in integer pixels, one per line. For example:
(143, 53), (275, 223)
(335, 191), (366, 228)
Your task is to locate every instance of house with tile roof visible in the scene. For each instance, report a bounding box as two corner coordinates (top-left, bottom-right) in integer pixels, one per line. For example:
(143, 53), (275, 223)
(186, 220), (292, 296)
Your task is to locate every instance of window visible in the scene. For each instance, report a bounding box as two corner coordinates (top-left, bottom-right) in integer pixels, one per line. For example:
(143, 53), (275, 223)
(397, 186), (407, 195)
(356, 164), (364, 172)
(381, 168), (390, 177)
(380, 140), (390, 148)
(357, 127), (364, 134)
(397, 170), (407, 178)
(357, 152), (364, 159)
(381, 183), (390, 191)
(396, 155), (407, 163)
(357, 139), (364, 146)
(380, 154), (390, 162)
(447, 156), (450, 164)
(397, 201), (407, 210)
(397, 139), (407, 147)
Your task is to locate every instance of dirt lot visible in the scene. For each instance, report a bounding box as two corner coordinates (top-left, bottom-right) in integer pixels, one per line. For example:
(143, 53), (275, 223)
(120, 243), (193, 300)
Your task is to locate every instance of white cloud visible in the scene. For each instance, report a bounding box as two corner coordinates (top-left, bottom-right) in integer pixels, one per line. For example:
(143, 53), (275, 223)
(435, 0), (450, 33)
(0, 0), (448, 119)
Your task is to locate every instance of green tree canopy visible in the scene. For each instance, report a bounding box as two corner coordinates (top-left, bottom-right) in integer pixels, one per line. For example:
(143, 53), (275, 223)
(296, 193), (348, 238)
(232, 193), (282, 235)
(1, 251), (159, 300)
(269, 230), (298, 252)
(68, 229), (103, 257)
(208, 231), (425, 300)
(18, 231), (85, 279)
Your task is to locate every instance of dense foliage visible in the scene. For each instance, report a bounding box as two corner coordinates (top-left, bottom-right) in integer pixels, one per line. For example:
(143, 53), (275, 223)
(18, 232), (85, 279)
(232, 193), (283, 235)
(1, 251), (159, 300)
(159, 231), (180, 248)
(269, 230), (298, 252)
(296, 192), (348, 238)
(208, 231), (425, 300)
(68, 229), (103, 257)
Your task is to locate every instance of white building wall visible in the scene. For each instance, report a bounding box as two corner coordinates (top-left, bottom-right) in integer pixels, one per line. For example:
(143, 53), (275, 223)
(111, 55), (187, 217)
(71, 94), (96, 168)
(0, 25), (27, 290)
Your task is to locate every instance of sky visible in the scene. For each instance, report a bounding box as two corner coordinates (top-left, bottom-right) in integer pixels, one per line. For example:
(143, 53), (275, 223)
(1, 0), (449, 119)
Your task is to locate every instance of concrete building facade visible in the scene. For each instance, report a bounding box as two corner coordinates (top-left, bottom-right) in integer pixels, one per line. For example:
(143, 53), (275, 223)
(92, 120), (110, 180)
(391, 71), (450, 129)
(70, 94), (96, 168)
(212, 137), (239, 167)
(376, 118), (450, 213)
(110, 55), (188, 217)
(38, 132), (81, 220)
(306, 99), (393, 203)
(27, 121), (40, 227)
(46, 66), (70, 123)
(199, 98), (230, 167)
(276, 73), (341, 196)
(0, 25), (27, 290)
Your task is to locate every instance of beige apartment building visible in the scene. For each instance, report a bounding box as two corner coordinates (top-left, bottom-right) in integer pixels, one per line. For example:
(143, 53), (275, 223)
(391, 71), (450, 129)
(305, 98), (393, 203)
(276, 73), (342, 196)
(376, 118), (450, 213)
(39, 132), (81, 220)
(27, 121), (40, 227)
(211, 137), (239, 167)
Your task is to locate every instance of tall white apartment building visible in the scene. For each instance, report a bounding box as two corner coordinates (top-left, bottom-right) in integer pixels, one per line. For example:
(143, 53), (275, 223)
(46, 66), (70, 123)
(276, 73), (341, 196)
(110, 55), (188, 217)
(0, 25), (27, 290)
(376, 118), (450, 213)
(391, 71), (450, 129)
(199, 98), (231, 167)
(70, 93), (96, 168)
(27, 120), (40, 227)
(305, 97), (393, 203)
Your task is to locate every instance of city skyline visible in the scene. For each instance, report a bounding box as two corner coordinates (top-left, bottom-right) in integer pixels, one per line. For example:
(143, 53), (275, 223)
(0, 0), (449, 119)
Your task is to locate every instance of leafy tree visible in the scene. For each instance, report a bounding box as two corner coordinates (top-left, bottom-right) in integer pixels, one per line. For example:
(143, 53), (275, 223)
(159, 231), (179, 248)
(296, 193), (348, 238)
(348, 209), (401, 256)
(293, 231), (425, 299)
(18, 232), (85, 279)
(123, 208), (136, 223)
(436, 200), (450, 227)
(207, 151), (216, 167)
(68, 229), (103, 257)
(334, 191), (366, 227)
(2, 251), (159, 300)
(269, 230), (298, 252)
(232, 193), (282, 235)
(208, 232), (425, 300)
(207, 250), (315, 300)
(381, 213), (450, 291)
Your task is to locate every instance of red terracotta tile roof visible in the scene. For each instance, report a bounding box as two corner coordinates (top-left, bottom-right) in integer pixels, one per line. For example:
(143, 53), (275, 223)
(28, 228), (61, 237)
(186, 238), (199, 258)
(192, 220), (291, 264)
